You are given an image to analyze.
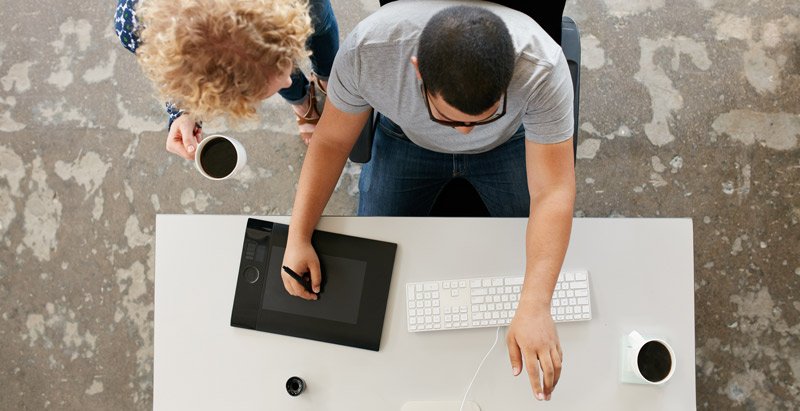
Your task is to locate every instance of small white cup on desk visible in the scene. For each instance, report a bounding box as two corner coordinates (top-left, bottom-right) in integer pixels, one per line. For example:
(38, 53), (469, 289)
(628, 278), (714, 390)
(194, 135), (247, 180)
(620, 330), (675, 385)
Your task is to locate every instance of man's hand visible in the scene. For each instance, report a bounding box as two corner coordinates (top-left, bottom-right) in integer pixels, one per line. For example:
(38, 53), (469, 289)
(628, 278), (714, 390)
(166, 115), (202, 160)
(280, 238), (322, 301)
(506, 301), (562, 401)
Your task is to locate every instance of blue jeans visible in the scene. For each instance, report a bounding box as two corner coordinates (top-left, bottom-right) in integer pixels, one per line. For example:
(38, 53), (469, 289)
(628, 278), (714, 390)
(358, 115), (530, 217)
(279, 0), (339, 104)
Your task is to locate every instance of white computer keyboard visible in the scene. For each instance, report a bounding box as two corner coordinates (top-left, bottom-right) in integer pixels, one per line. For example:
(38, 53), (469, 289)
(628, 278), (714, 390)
(405, 271), (592, 332)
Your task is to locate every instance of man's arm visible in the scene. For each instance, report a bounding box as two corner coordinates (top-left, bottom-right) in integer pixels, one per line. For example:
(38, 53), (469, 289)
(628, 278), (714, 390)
(280, 100), (371, 300)
(506, 137), (575, 401)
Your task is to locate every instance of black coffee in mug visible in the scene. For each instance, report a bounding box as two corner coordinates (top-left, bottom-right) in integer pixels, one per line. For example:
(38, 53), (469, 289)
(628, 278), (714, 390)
(200, 137), (237, 178)
(637, 340), (673, 382)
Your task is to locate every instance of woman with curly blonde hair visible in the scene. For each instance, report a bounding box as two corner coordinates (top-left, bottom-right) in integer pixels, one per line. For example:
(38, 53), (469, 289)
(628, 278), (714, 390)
(114, 0), (339, 159)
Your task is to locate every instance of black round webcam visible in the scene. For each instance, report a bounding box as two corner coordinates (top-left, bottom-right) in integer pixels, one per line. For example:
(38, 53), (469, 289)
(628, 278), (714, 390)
(286, 376), (305, 396)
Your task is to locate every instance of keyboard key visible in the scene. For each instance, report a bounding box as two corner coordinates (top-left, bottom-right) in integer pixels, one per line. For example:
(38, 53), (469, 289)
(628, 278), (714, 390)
(451, 290), (459, 297)
(576, 272), (587, 281)
(459, 281), (467, 288)
(424, 292), (431, 299)
(432, 291), (439, 299)
(416, 293), (423, 300)
(443, 282), (450, 289)
(415, 284), (423, 292)
(472, 296), (484, 304)
(472, 288), (487, 296)
(575, 289), (589, 297)
(409, 301), (416, 309)
(492, 278), (503, 286)
(424, 283), (438, 291)
(565, 272), (575, 281)
(471, 279), (482, 287)
(571, 281), (588, 289)
(433, 300), (440, 307)
(482, 279), (492, 287)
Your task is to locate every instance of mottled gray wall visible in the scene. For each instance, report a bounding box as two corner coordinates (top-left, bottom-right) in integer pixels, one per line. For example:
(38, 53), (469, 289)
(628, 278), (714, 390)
(0, 0), (798, 409)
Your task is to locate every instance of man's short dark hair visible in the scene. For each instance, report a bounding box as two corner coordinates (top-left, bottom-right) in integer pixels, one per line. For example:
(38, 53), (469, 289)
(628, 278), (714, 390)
(417, 6), (515, 115)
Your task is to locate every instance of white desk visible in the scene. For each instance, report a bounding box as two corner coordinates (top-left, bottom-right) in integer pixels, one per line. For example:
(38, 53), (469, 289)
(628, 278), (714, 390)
(154, 216), (695, 410)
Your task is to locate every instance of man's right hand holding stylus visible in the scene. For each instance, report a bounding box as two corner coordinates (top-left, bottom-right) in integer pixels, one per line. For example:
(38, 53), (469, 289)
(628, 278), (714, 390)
(281, 237), (322, 301)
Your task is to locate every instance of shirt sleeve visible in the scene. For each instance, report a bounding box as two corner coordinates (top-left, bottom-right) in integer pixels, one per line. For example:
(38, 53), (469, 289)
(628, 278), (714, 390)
(114, 0), (141, 54)
(523, 52), (574, 144)
(325, 31), (372, 114)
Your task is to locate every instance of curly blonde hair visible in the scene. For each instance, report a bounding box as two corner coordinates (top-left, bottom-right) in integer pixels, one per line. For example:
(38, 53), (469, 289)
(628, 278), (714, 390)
(137, 0), (312, 120)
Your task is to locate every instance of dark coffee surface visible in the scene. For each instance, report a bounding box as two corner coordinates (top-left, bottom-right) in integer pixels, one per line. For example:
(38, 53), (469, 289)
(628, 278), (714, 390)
(637, 341), (672, 382)
(200, 138), (237, 178)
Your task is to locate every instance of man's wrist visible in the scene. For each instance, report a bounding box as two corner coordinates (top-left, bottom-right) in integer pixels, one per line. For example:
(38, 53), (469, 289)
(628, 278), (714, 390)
(518, 291), (552, 313)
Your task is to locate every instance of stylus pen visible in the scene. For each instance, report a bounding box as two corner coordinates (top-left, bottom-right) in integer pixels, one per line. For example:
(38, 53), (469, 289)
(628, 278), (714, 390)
(282, 266), (315, 294)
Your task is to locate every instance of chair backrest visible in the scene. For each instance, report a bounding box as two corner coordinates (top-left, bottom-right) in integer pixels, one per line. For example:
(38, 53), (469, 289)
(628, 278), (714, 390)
(561, 16), (581, 161)
(349, 18), (581, 164)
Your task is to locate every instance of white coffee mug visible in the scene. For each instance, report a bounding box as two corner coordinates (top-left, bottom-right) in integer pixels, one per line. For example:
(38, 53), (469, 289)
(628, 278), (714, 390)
(620, 330), (676, 385)
(194, 135), (247, 180)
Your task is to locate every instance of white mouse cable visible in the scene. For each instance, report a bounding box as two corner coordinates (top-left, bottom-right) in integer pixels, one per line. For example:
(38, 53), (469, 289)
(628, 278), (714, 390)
(459, 327), (501, 411)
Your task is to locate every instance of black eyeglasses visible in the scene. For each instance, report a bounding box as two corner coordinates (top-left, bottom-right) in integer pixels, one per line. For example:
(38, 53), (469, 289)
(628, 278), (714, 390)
(420, 82), (507, 128)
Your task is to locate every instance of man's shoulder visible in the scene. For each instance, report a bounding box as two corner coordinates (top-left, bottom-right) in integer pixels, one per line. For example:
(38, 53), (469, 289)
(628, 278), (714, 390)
(343, 3), (427, 51)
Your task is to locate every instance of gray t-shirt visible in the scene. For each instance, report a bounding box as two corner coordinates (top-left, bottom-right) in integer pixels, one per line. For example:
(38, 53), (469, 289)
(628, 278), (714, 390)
(327, 0), (574, 154)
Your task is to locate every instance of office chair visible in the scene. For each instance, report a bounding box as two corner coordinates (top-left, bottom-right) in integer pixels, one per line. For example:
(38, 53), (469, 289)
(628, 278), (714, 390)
(349, 17), (581, 217)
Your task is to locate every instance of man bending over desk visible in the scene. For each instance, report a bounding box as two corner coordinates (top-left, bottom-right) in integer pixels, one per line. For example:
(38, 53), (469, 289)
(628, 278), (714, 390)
(281, 1), (575, 402)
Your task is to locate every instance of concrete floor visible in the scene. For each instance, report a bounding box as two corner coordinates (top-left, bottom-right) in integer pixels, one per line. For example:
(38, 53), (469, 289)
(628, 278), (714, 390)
(1, 0), (798, 409)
